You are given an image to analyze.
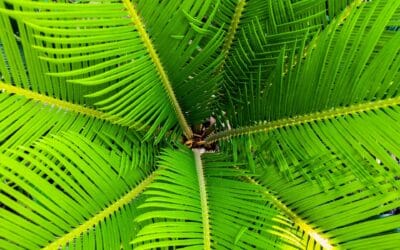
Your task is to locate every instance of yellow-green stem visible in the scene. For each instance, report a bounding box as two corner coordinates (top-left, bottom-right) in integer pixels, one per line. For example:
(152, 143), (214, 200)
(217, 0), (246, 73)
(193, 149), (211, 249)
(122, 0), (193, 139)
(0, 82), (106, 120)
(206, 96), (400, 143)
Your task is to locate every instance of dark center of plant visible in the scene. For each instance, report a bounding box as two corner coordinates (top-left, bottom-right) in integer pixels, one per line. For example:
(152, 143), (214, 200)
(184, 116), (217, 150)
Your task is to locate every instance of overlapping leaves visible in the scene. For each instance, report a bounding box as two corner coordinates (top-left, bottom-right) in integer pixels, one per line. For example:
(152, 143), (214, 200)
(0, 131), (155, 249)
(223, 0), (400, 126)
(1, 0), (181, 138)
(133, 147), (301, 249)
(0, 0), (399, 249)
(255, 158), (400, 249)
(214, 0), (400, 248)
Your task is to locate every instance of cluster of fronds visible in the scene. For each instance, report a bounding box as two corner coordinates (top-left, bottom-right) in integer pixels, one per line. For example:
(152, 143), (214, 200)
(0, 0), (399, 249)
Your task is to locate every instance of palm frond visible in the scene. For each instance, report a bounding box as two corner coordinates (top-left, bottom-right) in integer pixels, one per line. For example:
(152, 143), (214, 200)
(220, 0), (399, 127)
(225, 99), (400, 185)
(253, 159), (400, 249)
(133, 146), (301, 249)
(0, 131), (156, 249)
(207, 3), (400, 247)
(214, 0), (356, 94)
(0, 89), (159, 166)
(131, 0), (226, 124)
(1, 0), (400, 249)
(0, 0), (192, 138)
(210, 0), (400, 182)
(0, 89), (104, 151)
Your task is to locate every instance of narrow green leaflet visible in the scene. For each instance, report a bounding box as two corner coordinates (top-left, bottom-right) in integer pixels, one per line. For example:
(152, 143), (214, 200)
(133, 147), (301, 249)
(214, 0), (356, 122)
(254, 158), (400, 249)
(0, 0), (399, 249)
(0, 91), (113, 151)
(0, 0), (185, 138)
(0, 131), (155, 249)
(131, 0), (225, 123)
(222, 0), (400, 126)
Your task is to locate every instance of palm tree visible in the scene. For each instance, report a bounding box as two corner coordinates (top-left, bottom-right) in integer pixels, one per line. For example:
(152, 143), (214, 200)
(0, 0), (399, 249)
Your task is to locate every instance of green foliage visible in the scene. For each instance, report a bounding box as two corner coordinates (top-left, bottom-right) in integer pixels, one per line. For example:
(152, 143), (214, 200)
(0, 131), (153, 249)
(0, 0), (399, 249)
(133, 148), (300, 249)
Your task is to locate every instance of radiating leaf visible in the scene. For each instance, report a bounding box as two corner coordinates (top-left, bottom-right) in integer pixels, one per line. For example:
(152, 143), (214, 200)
(0, 131), (156, 249)
(133, 147), (301, 249)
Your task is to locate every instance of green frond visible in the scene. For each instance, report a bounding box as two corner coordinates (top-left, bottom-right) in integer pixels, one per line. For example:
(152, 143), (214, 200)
(193, 148), (212, 248)
(0, 90), (102, 151)
(0, 81), (106, 119)
(208, 2), (400, 248)
(215, 0), (353, 87)
(0, 90), (161, 163)
(254, 158), (400, 249)
(216, 97), (400, 248)
(221, 0), (399, 128)
(219, 0), (246, 65)
(209, 0), (400, 188)
(222, 99), (400, 186)
(0, 0), (189, 138)
(0, 131), (156, 249)
(1, 0), (400, 249)
(243, 175), (335, 249)
(206, 95), (400, 143)
(130, 0), (226, 124)
(133, 147), (301, 249)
